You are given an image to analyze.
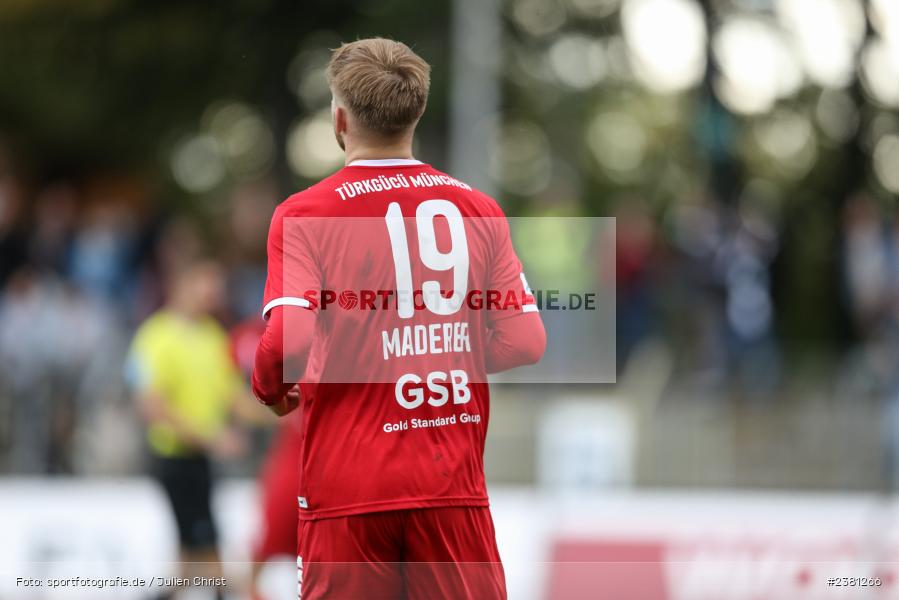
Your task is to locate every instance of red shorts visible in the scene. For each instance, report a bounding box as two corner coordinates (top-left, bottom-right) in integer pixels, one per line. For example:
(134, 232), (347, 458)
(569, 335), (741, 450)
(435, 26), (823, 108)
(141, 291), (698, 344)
(297, 506), (506, 599)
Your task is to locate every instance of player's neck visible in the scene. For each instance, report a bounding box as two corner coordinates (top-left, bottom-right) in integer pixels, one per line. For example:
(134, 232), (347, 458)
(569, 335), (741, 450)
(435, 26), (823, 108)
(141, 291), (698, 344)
(343, 137), (414, 166)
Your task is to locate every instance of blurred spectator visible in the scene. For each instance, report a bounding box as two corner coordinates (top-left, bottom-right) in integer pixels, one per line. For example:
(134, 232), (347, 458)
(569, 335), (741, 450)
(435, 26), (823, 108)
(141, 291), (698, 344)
(126, 260), (249, 600)
(68, 200), (135, 306)
(842, 193), (894, 337)
(614, 196), (657, 370)
(0, 267), (112, 473)
(0, 171), (27, 289)
(30, 182), (77, 275)
(665, 200), (729, 386)
(716, 199), (781, 399)
(839, 193), (899, 489)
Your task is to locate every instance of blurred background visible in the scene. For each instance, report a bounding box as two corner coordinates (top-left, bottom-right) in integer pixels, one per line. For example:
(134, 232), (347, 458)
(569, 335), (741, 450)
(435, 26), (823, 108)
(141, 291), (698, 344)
(2, 0), (899, 598)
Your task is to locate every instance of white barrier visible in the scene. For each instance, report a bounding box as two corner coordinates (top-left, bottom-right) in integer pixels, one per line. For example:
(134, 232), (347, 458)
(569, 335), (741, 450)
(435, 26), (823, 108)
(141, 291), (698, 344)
(0, 478), (259, 600)
(2, 480), (899, 599)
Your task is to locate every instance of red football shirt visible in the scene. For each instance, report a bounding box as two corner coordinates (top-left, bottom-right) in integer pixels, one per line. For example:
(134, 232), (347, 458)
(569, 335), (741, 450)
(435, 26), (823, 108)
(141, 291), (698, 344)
(261, 159), (536, 520)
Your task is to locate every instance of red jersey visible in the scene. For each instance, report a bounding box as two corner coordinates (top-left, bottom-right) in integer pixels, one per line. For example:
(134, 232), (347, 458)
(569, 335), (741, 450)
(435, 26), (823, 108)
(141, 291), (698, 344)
(261, 159), (536, 520)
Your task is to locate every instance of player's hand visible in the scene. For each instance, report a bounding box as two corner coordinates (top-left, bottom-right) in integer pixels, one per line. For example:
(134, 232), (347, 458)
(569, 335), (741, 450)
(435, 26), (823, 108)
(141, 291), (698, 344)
(269, 385), (301, 417)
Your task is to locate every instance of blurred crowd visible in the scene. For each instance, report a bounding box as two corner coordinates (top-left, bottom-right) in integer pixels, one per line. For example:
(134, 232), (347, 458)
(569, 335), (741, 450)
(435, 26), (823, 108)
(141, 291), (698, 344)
(4, 142), (899, 490)
(0, 147), (276, 475)
(614, 191), (781, 397)
(5, 141), (899, 482)
(0, 142), (831, 480)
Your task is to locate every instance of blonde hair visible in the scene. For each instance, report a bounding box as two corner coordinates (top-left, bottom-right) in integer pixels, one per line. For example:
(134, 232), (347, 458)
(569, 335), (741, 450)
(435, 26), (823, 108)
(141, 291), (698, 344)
(326, 38), (431, 136)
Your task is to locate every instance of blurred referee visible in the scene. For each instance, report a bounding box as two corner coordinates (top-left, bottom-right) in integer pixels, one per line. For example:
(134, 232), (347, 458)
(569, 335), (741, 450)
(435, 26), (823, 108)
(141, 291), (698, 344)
(127, 259), (247, 600)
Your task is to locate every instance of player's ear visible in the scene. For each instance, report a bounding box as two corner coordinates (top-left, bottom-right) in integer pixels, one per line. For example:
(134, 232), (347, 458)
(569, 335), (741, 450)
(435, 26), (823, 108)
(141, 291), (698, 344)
(332, 102), (348, 150)
(331, 97), (345, 132)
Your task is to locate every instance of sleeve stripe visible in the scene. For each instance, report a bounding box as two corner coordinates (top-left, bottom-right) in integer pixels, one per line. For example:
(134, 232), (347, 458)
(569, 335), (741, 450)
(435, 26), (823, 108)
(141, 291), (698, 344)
(262, 296), (312, 319)
(522, 304), (539, 313)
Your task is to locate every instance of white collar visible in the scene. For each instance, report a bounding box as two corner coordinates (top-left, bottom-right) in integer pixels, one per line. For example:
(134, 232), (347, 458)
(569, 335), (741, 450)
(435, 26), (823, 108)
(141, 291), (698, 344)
(347, 158), (423, 167)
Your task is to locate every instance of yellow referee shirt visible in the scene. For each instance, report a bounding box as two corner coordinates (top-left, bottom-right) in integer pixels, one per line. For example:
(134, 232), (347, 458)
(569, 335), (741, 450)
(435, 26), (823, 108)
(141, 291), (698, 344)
(127, 310), (243, 457)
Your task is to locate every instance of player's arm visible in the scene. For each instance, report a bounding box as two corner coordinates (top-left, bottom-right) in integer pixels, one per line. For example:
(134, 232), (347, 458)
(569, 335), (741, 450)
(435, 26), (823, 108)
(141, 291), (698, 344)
(252, 203), (320, 415)
(484, 209), (547, 373)
(486, 311), (546, 373)
(252, 305), (313, 413)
